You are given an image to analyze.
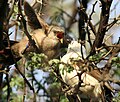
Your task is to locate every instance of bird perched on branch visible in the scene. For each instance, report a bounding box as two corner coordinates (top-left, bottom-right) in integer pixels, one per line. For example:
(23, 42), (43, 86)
(11, 2), (64, 60)
(59, 41), (113, 102)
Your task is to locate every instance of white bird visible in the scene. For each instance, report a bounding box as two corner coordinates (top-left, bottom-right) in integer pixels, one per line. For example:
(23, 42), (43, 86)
(59, 41), (113, 102)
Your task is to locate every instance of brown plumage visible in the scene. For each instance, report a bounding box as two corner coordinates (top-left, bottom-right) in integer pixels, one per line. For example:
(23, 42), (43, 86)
(11, 2), (64, 60)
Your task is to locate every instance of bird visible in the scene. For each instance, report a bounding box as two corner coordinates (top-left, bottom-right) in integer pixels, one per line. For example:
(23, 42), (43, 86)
(59, 41), (114, 102)
(11, 2), (64, 60)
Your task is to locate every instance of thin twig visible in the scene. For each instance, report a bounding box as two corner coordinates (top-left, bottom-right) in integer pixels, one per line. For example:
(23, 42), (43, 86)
(102, 48), (113, 59)
(15, 63), (35, 91)
(23, 59), (26, 102)
(6, 66), (10, 101)
(88, 1), (98, 23)
(104, 44), (120, 71)
(7, 0), (15, 20)
(32, 70), (53, 102)
(86, 26), (92, 47)
(86, 1), (98, 48)
(106, 15), (120, 31)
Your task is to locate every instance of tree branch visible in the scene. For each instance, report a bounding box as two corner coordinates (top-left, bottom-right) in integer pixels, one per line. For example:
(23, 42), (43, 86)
(0, 0), (8, 50)
(0, 0), (9, 100)
(86, 1), (98, 48)
(77, 2), (97, 37)
(78, 1), (88, 41)
(90, 0), (113, 55)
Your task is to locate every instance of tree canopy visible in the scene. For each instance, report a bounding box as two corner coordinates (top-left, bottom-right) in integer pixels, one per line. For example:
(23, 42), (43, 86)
(0, 0), (120, 102)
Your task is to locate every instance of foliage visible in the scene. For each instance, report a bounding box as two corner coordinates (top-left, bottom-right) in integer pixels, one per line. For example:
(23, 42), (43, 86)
(26, 52), (48, 71)
(0, 0), (120, 102)
(89, 51), (107, 63)
(2, 76), (24, 102)
(112, 57), (120, 76)
(113, 92), (120, 102)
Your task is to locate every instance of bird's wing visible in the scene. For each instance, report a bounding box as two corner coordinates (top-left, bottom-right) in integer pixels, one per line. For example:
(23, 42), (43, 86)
(24, 2), (42, 30)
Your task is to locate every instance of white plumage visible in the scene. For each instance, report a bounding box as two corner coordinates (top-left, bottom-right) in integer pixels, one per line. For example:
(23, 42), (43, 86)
(59, 41), (104, 101)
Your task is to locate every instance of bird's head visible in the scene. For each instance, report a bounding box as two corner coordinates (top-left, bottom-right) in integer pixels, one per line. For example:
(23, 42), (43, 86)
(46, 25), (64, 42)
(24, 2), (64, 43)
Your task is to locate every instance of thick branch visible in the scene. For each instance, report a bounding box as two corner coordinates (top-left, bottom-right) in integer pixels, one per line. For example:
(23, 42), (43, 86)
(77, 4), (96, 37)
(90, 0), (113, 55)
(0, 0), (9, 100)
(0, 0), (8, 50)
(78, 1), (88, 41)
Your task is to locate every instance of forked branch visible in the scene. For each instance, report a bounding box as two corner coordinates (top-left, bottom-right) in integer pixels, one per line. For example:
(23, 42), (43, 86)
(90, 0), (113, 55)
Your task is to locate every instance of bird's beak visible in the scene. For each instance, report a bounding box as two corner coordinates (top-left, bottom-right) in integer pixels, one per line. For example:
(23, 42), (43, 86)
(60, 38), (63, 43)
(56, 32), (64, 43)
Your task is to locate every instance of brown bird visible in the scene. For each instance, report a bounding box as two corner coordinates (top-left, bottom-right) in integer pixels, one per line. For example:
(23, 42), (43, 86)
(11, 2), (64, 60)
